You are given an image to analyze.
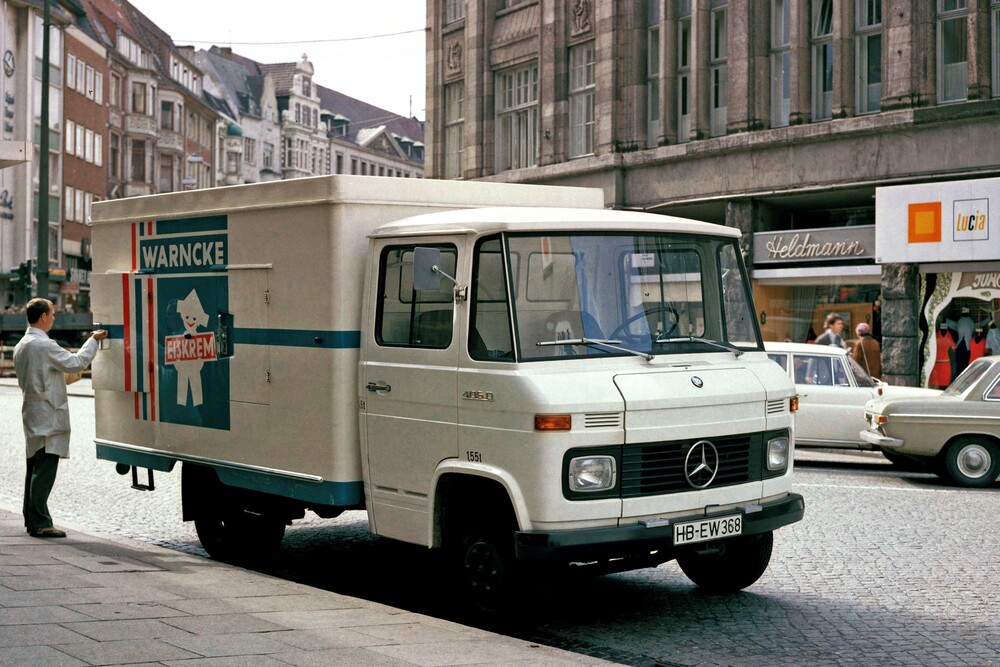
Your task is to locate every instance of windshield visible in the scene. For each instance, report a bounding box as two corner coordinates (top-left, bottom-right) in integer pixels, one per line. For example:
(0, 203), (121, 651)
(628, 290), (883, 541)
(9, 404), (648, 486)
(470, 232), (761, 362)
(943, 358), (992, 397)
(846, 354), (876, 387)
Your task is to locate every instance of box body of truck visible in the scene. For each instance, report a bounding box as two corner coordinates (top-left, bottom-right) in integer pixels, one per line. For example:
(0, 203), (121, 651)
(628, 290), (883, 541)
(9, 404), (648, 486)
(91, 175), (803, 610)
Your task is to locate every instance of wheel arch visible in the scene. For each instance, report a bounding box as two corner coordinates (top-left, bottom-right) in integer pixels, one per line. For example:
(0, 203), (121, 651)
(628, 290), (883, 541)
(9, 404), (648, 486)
(430, 463), (528, 549)
(937, 431), (1000, 460)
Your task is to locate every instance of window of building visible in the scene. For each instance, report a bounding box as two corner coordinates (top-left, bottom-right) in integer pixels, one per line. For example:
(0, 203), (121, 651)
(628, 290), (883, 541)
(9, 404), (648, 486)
(771, 0), (792, 127)
(161, 100), (174, 130)
(95, 133), (102, 167)
(569, 42), (596, 157)
(263, 142), (274, 169)
(131, 82), (146, 114)
(85, 65), (95, 100)
(710, 2), (728, 137)
(110, 73), (121, 108)
(446, 0), (465, 23)
(76, 123), (84, 157)
(131, 139), (146, 182)
(336, 152), (344, 173)
(812, 0), (833, 120)
(76, 59), (85, 94)
(85, 128), (94, 162)
(94, 72), (103, 104)
(856, 0), (882, 113)
(64, 186), (74, 221)
(647, 0), (661, 147)
(993, 1), (1000, 96)
(495, 63), (539, 172)
(351, 157), (358, 174)
(444, 81), (464, 179)
(65, 119), (75, 154)
(938, 0), (968, 103)
(66, 53), (76, 89)
(677, 7), (692, 143)
(244, 137), (256, 165)
(159, 155), (174, 192)
(110, 133), (121, 178)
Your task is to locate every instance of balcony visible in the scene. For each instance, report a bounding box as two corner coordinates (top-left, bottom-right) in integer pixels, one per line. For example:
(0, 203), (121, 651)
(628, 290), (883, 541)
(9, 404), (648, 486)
(125, 113), (158, 137)
(157, 130), (184, 152)
(125, 182), (152, 197)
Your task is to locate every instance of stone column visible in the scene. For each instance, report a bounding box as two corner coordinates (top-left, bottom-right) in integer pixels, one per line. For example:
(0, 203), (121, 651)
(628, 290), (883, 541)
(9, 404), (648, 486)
(726, 199), (757, 273)
(881, 263), (921, 387)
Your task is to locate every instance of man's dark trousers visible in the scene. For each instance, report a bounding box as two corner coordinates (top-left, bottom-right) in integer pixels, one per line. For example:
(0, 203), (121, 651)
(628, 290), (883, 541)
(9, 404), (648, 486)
(23, 450), (59, 532)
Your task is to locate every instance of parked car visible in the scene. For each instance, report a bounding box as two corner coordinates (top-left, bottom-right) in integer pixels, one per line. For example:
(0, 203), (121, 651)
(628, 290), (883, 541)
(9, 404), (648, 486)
(764, 342), (940, 449)
(861, 356), (1000, 487)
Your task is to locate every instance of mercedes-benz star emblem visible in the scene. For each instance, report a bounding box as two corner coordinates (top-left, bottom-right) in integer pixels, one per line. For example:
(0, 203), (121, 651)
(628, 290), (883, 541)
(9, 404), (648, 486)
(684, 440), (720, 489)
(691, 376), (704, 388)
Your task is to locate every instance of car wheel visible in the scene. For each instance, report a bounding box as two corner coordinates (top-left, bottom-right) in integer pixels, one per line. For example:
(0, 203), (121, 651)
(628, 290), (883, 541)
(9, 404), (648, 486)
(676, 531), (773, 593)
(942, 437), (1000, 488)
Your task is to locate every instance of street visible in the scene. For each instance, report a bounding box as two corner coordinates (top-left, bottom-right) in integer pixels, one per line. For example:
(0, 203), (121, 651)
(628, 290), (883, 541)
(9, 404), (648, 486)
(1, 382), (997, 667)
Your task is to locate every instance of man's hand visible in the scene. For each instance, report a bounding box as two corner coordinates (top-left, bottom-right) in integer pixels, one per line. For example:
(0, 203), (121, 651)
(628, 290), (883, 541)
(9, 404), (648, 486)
(92, 329), (109, 341)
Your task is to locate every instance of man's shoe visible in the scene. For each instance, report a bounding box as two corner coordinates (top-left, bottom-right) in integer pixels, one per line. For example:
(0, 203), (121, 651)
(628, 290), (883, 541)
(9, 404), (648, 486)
(30, 527), (67, 538)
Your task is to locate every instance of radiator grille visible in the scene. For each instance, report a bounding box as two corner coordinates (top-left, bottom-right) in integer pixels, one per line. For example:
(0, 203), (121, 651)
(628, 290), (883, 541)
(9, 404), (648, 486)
(620, 434), (758, 498)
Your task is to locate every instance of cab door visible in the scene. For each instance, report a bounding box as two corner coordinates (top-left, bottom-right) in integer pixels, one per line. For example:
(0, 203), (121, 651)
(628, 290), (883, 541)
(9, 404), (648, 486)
(360, 239), (463, 546)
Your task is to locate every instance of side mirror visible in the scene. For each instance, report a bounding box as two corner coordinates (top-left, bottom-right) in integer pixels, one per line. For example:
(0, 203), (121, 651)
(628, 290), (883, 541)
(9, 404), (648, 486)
(413, 247), (443, 291)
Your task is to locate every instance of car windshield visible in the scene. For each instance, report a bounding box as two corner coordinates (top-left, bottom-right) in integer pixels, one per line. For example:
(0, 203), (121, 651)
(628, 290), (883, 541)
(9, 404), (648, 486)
(943, 359), (992, 397)
(846, 354), (876, 387)
(471, 231), (762, 362)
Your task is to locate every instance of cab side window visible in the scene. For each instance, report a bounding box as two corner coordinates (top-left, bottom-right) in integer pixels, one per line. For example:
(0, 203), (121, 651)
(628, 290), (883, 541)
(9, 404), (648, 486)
(470, 236), (514, 361)
(376, 244), (457, 349)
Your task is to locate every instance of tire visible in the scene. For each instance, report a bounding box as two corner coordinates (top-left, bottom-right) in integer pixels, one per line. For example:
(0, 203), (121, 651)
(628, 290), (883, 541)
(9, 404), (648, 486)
(194, 504), (286, 565)
(942, 437), (1000, 488)
(455, 521), (515, 616)
(677, 531), (773, 593)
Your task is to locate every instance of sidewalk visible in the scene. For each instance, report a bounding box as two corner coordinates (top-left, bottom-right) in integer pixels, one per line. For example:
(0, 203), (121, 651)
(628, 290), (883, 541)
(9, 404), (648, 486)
(0, 509), (616, 666)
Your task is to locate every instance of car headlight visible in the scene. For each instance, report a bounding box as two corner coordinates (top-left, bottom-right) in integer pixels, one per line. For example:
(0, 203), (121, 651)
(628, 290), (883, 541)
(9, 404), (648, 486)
(766, 435), (789, 472)
(568, 456), (616, 492)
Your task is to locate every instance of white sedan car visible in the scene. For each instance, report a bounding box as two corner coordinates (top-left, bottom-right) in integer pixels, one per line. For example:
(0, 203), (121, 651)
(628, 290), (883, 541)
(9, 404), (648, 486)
(764, 342), (940, 449)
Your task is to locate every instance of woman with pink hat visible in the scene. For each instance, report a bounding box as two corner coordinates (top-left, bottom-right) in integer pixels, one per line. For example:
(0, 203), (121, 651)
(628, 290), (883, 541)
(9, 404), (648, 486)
(852, 321), (881, 379)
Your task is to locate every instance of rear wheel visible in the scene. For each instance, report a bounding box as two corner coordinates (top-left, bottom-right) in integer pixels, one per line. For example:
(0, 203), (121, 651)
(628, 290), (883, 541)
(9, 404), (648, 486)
(677, 532), (773, 593)
(942, 437), (1000, 488)
(194, 503), (286, 565)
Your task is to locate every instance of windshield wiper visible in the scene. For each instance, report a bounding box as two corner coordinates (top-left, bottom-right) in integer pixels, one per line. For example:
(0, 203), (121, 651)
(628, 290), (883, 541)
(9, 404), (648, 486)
(536, 338), (654, 361)
(653, 335), (744, 357)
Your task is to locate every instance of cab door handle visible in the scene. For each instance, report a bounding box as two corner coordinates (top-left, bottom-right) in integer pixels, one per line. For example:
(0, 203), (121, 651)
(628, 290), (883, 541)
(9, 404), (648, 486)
(366, 382), (391, 393)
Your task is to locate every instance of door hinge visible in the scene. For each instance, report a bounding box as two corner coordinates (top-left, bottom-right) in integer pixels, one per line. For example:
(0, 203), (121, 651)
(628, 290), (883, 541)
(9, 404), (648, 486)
(265, 370), (271, 383)
(264, 289), (270, 305)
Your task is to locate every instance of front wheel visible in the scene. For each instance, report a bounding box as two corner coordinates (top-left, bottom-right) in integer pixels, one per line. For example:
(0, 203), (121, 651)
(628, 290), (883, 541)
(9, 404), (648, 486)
(942, 437), (1000, 488)
(454, 520), (516, 616)
(677, 532), (773, 593)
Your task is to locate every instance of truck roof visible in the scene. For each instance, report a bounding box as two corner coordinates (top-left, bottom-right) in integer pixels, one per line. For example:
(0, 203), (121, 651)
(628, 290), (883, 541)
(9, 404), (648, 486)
(89, 175), (606, 225)
(371, 206), (740, 238)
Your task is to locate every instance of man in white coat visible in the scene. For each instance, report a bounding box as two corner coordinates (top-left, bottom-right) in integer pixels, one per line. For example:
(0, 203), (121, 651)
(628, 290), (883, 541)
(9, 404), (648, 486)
(13, 298), (107, 537)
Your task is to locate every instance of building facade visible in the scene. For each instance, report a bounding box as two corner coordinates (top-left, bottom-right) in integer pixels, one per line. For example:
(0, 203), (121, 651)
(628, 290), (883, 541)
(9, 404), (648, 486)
(426, 0), (1000, 386)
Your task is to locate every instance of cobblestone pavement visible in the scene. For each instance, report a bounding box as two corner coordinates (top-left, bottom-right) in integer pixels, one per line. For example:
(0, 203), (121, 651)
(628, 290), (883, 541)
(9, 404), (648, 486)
(1, 382), (997, 666)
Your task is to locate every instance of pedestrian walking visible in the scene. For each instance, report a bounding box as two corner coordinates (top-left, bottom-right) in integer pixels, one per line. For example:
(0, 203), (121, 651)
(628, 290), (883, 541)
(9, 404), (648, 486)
(814, 313), (847, 349)
(13, 298), (107, 538)
(851, 322), (881, 379)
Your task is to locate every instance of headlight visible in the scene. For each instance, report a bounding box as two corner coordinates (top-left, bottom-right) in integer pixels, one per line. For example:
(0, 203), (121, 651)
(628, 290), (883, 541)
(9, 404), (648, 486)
(568, 456), (616, 492)
(766, 436), (789, 471)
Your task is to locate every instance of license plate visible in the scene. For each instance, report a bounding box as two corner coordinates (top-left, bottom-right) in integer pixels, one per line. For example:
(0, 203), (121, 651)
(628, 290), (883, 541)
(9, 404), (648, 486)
(673, 514), (743, 545)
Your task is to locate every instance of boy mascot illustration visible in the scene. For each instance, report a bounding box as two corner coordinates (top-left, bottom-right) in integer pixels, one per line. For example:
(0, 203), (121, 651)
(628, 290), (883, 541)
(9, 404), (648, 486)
(175, 289), (210, 406)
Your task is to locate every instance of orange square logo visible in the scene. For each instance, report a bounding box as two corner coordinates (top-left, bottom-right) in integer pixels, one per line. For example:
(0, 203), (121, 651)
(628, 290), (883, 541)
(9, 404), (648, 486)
(908, 202), (942, 244)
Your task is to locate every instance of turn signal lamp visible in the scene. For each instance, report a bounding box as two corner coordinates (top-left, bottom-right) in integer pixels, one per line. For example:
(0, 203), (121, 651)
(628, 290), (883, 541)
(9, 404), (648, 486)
(874, 414), (888, 425)
(535, 414), (572, 431)
(790, 396), (799, 412)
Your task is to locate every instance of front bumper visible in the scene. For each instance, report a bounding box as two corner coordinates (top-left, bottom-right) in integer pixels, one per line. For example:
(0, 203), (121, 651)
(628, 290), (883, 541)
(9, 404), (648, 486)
(860, 429), (904, 448)
(514, 493), (805, 562)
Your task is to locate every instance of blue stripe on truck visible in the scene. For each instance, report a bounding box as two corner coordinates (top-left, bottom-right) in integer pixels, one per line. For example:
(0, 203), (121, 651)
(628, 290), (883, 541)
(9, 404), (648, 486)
(103, 326), (361, 349)
(96, 443), (364, 506)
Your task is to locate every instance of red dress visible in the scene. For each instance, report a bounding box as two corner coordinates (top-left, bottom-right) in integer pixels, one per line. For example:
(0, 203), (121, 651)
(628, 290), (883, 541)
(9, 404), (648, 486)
(930, 330), (955, 388)
(969, 332), (987, 363)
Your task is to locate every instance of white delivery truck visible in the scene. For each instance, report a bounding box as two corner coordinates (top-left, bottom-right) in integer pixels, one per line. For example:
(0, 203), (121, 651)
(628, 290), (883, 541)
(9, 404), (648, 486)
(90, 175), (803, 612)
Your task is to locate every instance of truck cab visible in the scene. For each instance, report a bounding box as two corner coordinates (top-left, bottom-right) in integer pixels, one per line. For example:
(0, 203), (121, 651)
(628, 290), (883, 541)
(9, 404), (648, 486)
(359, 208), (802, 611)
